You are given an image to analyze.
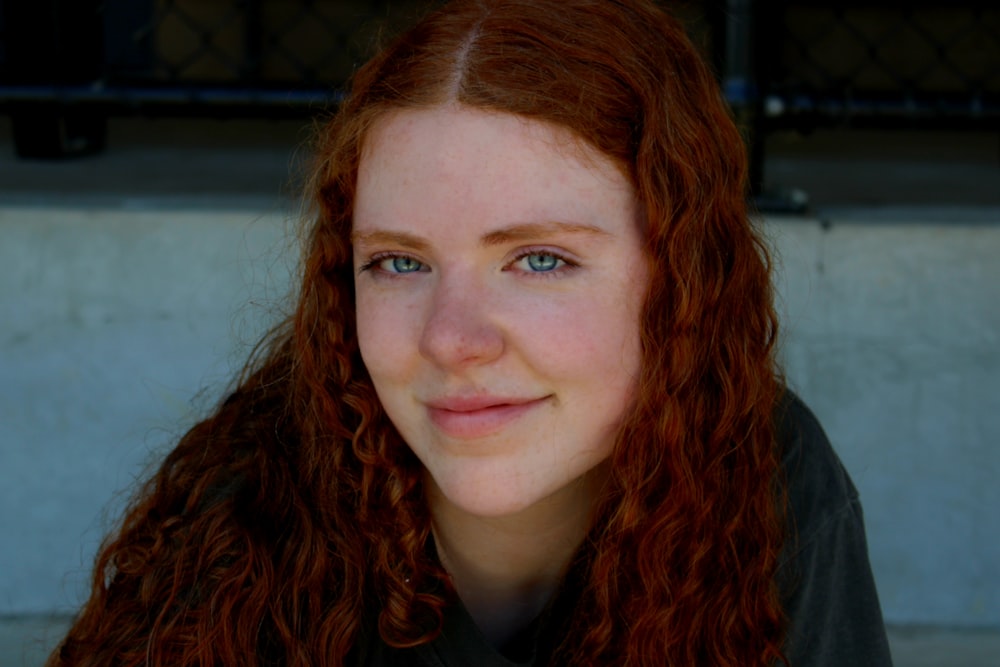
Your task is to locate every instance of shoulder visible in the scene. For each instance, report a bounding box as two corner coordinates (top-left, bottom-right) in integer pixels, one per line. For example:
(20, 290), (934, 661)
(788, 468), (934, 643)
(775, 390), (860, 556)
(773, 390), (893, 666)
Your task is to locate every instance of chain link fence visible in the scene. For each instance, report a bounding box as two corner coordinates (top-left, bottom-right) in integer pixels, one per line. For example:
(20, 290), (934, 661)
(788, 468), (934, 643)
(0, 0), (435, 113)
(1, 0), (997, 166)
(111, 0), (434, 103)
(759, 2), (1000, 128)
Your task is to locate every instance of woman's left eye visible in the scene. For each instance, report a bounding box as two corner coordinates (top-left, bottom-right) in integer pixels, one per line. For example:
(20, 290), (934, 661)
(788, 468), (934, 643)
(513, 252), (567, 273)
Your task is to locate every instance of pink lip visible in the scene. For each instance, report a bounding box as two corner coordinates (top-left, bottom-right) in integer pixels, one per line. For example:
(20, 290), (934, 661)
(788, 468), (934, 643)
(426, 395), (548, 439)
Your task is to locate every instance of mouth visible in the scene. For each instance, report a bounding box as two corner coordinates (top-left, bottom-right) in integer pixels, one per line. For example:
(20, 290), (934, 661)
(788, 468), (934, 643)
(425, 395), (549, 439)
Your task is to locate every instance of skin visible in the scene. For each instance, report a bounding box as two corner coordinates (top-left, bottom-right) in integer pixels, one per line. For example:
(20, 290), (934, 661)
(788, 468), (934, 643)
(353, 104), (648, 644)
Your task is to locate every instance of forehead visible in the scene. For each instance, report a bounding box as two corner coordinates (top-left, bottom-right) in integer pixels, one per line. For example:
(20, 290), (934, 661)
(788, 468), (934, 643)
(362, 105), (593, 163)
(354, 105), (637, 232)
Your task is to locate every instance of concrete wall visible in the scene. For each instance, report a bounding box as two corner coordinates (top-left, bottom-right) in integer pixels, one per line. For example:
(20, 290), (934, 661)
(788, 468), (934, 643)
(2, 204), (998, 628)
(1, 204), (293, 613)
(768, 215), (1000, 627)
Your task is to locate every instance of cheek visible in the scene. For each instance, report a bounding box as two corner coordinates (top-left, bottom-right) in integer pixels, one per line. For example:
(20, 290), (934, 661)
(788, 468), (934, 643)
(355, 294), (412, 380)
(517, 291), (642, 381)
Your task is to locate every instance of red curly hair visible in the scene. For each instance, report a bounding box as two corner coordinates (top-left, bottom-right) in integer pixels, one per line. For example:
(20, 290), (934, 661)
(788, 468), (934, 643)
(49, 1), (785, 665)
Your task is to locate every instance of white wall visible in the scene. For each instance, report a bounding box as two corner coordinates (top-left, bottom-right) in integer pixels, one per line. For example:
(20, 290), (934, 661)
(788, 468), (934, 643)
(0, 205), (292, 613)
(1, 204), (998, 628)
(769, 214), (1000, 627)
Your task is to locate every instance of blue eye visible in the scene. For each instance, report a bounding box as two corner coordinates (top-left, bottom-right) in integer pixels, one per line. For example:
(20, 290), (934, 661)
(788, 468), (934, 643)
(523, 253), (562, 272)
(359, 254), (428, 276)
(388, 256), (424, 273)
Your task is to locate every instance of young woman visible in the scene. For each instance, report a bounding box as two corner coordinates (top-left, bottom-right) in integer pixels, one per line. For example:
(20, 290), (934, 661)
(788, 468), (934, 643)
(48, 1), (892, 665)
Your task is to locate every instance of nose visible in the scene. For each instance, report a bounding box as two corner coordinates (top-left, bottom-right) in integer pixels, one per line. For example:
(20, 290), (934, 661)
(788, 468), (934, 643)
(418, 274), (504, 369)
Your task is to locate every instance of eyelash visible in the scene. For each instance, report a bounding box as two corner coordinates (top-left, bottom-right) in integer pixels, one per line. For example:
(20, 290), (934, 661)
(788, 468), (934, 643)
(357, 252), (427, 279)
(506, 248), (578, 277)
(357, 248), (579, 277)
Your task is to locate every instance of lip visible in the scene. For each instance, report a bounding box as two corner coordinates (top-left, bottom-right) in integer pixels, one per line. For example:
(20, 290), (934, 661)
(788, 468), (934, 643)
(425, 395), (549, 439)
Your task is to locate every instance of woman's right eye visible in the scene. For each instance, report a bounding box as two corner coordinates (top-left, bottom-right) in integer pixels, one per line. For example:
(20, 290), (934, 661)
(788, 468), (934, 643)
(386, 256), (425, 273)
(360, 253), (428, 275)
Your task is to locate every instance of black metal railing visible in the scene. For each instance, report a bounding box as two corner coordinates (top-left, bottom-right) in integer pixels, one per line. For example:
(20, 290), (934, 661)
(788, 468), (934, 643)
(2, 0), (997, 201)
(0, 0), (411, 115)
(754, 1), (999, 128)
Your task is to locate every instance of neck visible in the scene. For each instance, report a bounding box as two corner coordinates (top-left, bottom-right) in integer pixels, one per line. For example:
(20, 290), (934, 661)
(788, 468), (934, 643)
(428, 468), (605, 646)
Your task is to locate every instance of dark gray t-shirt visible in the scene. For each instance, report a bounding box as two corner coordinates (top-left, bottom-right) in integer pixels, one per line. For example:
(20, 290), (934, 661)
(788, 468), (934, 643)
(357, 394), (894, 666)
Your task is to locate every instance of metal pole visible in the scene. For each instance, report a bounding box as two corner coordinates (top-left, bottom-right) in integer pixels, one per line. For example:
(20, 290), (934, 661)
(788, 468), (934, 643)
(3, 0), (107, 158)
(721, 0), (764, 199)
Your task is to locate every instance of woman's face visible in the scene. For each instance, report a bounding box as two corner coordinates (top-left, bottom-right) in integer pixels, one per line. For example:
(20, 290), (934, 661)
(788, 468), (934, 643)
(353, 105), (647, 519)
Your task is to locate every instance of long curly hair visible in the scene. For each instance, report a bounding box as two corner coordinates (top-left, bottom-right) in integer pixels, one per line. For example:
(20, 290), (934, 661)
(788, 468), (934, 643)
(49, 1), (785, 665)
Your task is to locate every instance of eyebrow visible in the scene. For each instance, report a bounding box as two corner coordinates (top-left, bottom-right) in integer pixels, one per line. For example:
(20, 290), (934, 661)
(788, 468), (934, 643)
(351, 221), (611, 250)
(350, 230), (430, 252)
(480, 221), (612, 246)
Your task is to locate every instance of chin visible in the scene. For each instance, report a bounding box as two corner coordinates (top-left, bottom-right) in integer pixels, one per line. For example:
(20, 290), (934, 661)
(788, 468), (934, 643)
(445, 484), (538, 518)
(429, 468), (550, 519)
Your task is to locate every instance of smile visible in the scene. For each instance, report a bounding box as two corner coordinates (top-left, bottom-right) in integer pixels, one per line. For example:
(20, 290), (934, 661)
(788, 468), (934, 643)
(425, 396), (549, 439)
